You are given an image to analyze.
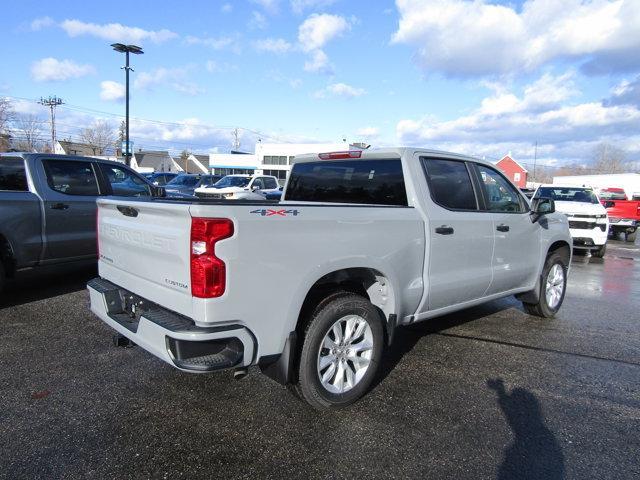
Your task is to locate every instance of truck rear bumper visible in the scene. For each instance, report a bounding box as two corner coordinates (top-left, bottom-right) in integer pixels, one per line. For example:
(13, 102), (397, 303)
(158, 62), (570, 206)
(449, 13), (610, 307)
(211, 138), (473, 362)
(87, 278), (256, 372)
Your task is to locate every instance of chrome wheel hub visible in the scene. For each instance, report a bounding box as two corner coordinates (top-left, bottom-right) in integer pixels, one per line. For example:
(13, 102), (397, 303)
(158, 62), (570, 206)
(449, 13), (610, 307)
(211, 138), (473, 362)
(317, 315), (373, 394)
(545, 264), (565, 309)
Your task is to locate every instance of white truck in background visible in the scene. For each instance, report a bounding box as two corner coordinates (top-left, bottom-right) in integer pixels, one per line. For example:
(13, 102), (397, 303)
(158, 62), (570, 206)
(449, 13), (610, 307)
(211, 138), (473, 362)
(534, 185), (608, 257)
(88, 148), (572, 409)
(193, 174), (280, 200)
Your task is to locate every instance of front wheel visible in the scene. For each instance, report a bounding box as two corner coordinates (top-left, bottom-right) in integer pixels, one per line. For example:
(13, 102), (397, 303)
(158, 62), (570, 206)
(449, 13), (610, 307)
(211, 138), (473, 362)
(625, 229), (637, 243)
(592, 243), (607, 258)
(293, 292), (384, 410)
(523, 252), (568, 318)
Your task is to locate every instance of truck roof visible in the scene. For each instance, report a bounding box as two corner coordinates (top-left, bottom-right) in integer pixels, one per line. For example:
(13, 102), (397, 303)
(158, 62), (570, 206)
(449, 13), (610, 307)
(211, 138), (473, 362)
(292, 147), (490, 166)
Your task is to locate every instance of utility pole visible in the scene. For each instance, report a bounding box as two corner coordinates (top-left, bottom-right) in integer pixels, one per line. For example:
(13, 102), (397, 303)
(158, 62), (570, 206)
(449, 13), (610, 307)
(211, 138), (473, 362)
(533, 141), (538, 184)
(38, 96), (63, 152)
(232, 128), (241, 151)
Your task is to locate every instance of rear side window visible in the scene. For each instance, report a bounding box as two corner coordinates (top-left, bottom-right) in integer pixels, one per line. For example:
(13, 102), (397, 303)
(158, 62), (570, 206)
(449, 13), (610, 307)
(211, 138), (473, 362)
(0, 157), (28, 191)
(263, 177), (278, 189)
(286, 159), (407, 206)
(422, 158), (477, 210)
(43, 160), (99, 196)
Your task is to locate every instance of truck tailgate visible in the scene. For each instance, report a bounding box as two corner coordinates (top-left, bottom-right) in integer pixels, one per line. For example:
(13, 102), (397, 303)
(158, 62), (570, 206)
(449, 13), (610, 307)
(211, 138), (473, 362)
(97, 198), (194, 317)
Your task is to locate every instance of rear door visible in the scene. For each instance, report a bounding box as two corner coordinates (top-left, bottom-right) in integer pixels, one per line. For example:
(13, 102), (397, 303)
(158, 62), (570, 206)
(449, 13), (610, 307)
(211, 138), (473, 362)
(40, 158), (102, 261)
(420, 157), (494, 311)
(473, 164), (540, 293)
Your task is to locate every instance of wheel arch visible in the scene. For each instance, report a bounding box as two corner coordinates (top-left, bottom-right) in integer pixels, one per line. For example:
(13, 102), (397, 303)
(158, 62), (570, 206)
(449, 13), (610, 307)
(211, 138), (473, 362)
(0, 232), (16, 278)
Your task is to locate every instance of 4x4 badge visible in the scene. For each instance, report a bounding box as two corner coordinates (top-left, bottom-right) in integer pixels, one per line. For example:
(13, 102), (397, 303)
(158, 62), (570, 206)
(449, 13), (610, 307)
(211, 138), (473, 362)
(250, 209), (300, 217)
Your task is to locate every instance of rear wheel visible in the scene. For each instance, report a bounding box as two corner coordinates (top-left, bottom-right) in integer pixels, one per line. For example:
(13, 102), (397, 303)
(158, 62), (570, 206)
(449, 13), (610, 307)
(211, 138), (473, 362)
(293, 292), (384, 410)
(625, 229), (637, 243)
(523, 252), (568, 318)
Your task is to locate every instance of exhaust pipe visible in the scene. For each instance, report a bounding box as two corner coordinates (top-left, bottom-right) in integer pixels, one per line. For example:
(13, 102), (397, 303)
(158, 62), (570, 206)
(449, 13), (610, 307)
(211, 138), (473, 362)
(233, 367), (249, 380)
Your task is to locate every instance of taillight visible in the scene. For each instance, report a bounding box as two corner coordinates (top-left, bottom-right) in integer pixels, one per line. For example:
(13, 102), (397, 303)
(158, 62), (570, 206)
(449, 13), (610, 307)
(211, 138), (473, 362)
(637, 205), (640, 216)
(318, 151), (362, 160)
(190, 218), (234, 298)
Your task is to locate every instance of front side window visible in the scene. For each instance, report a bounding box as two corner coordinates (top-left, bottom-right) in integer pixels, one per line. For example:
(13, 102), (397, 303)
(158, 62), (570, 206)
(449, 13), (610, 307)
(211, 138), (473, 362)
(0, 157), (28, 191)
(477, 165), (525, 213)
(422, 158), (477, 210)
(287, 159), (407, 206)
(263, 177), (278, 189)
(252, 177), (266, 189)
(44, 160), (99, 196)
(100, 164), (150, 197)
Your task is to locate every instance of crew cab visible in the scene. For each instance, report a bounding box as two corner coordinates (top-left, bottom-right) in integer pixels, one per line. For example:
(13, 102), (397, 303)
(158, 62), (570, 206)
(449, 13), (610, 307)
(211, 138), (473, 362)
(88, 148), (571, 409)
(599, 188), (640, 243)
(535, 185), (608, 257)
(0, 153), (159, 292)
(193, 174), (280, 200)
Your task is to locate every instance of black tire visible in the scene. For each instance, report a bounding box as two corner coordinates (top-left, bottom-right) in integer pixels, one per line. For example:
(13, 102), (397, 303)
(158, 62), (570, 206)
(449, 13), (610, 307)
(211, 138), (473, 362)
(293, 292), (384, 410)
(523, 252), (568, 318)
(592, 243), (606, 258)
(625, 230), (637, 243)
(0, 261), (4, 293)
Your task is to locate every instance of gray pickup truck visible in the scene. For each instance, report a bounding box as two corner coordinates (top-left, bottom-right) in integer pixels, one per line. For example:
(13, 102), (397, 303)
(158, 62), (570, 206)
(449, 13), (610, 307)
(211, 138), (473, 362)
(0, 153), (158, 291)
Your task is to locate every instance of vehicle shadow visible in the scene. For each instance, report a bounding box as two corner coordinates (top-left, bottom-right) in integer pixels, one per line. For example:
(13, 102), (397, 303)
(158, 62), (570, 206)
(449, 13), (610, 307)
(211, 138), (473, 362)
(0, 264), (96, 310)
(488, 378), (565, 480)
(374, 298), (516, 389)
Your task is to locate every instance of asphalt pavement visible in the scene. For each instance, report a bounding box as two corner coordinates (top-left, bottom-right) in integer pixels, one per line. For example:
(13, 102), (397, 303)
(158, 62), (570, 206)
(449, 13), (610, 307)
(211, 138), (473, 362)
(0, 241), (639, 480)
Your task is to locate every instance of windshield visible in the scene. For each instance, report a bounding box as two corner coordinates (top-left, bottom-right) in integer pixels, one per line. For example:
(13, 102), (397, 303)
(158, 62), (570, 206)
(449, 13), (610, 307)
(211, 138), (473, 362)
(213, 176), (251, 188)
(166, 175), (200, 187)
(599, 189), (627, 200)
(197, 175), (222, 187)
(536, 187), (599, 204)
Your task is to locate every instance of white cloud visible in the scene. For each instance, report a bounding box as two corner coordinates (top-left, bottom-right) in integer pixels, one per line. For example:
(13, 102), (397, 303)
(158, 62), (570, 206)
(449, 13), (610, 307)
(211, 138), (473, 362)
(251, 0), (280, 13)
(31, 57), (95, 82)
(392, 0), (640, 77)
(249, 11), (268, 30)
(221, 3), (233, 13)
(134, 67), (204, 96)
(356, 126), (380, 138)
(290, 0), (338, 14)
(304, 49), (333, 74)
(605, 75), (640, 107)
(205, 60), (238, 73)
(99, 80), (125, 102)
(396, 72), (640, 162)
(185, 35), (240, 53)
(30, 17), (54, 31)
(298, 13), (350, 52)
(254, 38), (293, 54)
(314, 82), (366, 98)
(60, 19), (177, 44)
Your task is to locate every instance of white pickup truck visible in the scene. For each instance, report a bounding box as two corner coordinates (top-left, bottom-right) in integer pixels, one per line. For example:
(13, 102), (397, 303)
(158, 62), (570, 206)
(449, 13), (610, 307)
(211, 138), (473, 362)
(88, 148), (572, 409)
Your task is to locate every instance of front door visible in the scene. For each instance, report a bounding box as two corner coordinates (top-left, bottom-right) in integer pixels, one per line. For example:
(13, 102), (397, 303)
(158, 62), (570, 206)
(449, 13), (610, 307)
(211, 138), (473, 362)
(474, 164), (540, 294)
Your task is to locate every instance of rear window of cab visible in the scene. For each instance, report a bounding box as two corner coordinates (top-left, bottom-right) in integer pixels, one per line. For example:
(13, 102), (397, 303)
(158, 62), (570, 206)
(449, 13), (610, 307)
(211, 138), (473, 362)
(286, 159), (408, 206)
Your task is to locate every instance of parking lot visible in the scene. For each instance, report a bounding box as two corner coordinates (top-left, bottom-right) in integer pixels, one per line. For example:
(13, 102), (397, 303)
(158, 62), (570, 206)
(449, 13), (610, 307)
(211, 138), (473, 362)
(0, 241), (638, 480)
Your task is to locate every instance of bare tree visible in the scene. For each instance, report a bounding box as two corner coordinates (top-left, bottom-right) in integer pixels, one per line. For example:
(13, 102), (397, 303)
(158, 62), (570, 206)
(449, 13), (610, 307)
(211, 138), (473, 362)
(80, 120), (115, 155)
(593, 143), (627, 173)
(14, 114), (44, 152)
(0, 98), (14, 151)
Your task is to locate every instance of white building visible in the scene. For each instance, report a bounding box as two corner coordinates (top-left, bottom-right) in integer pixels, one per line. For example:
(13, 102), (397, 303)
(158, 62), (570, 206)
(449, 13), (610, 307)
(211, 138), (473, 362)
(552, 173), (640, 199)
(209, 140), (357, 184)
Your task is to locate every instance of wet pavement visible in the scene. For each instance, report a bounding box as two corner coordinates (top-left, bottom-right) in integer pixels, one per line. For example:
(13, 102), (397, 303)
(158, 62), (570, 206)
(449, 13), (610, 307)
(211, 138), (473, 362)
(0, 240), (638, 479)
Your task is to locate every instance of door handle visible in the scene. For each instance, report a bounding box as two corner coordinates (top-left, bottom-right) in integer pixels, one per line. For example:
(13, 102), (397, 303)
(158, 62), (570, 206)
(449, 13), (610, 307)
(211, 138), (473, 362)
(496, 224), (510, 232)
(50, 203), (69, 210)
(435, 226), (454, 235)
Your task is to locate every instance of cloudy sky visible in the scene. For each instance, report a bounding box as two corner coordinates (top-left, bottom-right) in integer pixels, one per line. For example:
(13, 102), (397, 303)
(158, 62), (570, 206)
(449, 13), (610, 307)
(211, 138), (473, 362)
(2, 0), (640, 168)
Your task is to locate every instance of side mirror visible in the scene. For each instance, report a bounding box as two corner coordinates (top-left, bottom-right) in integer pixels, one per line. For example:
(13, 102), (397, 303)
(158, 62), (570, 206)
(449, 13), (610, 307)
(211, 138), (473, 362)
(251, 185), (260, 191)
(603, 200), (615, 208)
(531, 197), (554, 222)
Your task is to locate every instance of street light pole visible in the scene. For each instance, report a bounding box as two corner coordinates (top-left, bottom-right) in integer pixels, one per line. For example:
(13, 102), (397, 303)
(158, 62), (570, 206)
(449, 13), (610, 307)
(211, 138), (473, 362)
(111, 43), (143, 166)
